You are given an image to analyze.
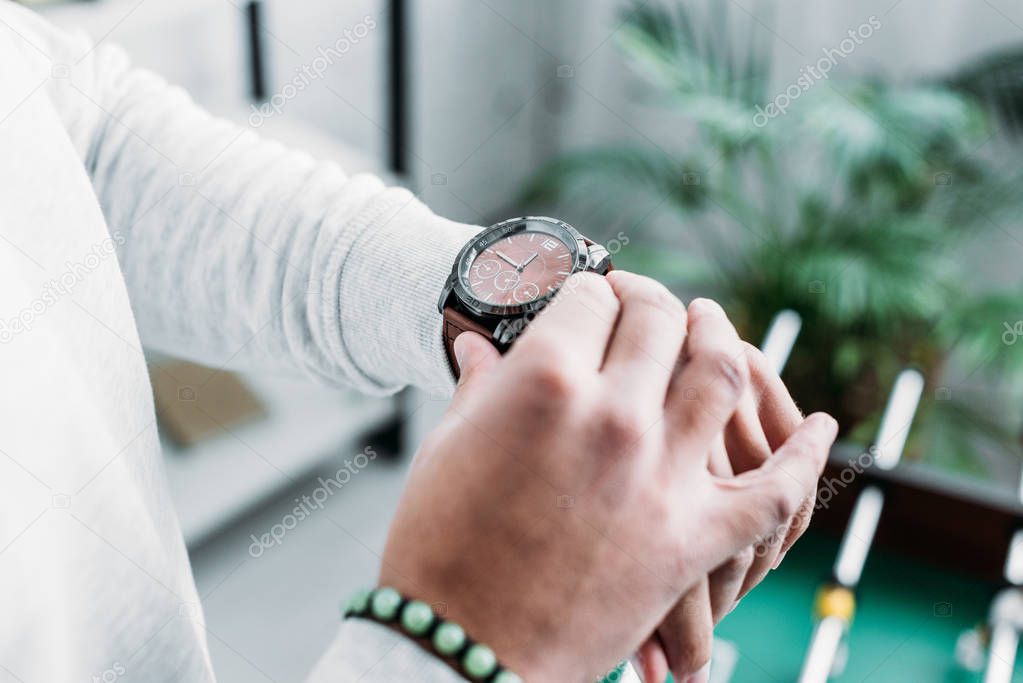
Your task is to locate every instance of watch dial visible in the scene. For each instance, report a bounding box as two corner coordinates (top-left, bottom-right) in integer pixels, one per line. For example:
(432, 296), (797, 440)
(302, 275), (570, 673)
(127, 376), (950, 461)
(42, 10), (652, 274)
(467, 231), (572, 306)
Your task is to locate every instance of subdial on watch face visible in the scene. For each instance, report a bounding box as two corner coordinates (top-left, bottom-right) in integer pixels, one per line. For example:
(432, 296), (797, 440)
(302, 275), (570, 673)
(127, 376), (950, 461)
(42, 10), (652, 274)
(493, 270), (520, 291)
(513, 282), (541, 304)
(466, 230), (573, 306)
(472, 258), (500, 279)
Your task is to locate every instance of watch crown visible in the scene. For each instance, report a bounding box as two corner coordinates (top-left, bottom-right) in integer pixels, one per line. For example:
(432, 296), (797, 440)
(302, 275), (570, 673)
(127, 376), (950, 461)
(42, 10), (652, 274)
(586, 244), (612, 275)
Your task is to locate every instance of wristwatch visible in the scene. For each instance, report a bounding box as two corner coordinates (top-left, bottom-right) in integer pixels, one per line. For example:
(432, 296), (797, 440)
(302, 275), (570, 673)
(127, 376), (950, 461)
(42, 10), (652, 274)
(437, 216), (612, 377)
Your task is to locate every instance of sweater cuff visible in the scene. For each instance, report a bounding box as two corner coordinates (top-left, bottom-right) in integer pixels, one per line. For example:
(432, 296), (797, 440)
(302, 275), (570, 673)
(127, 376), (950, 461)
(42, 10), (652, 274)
(334, 188), (481, 396)
(306, 619), (468, 683)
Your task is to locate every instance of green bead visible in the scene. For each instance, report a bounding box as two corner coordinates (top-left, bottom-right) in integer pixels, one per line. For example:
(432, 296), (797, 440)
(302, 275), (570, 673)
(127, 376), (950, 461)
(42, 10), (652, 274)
(462, 644), (497, 679)
(344, 588), (371, 616)
(493, 671), (522, 683)
(432, 621), (466, 656)
(400, 600), (435, 635)
(370, 587), (402, 621)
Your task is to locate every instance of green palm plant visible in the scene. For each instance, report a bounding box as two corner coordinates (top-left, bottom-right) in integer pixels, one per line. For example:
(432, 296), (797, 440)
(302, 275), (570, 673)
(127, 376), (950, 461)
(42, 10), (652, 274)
(523, 1), (1023, 478)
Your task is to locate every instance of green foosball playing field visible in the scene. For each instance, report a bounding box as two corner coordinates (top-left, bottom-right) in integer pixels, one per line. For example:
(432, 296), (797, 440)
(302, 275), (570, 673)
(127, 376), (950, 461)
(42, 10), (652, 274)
(603, 530), (1019, 683)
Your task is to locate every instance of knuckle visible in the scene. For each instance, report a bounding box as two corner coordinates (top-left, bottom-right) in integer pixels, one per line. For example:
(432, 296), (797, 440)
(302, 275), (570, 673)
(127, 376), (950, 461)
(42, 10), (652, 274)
(595, 404), (647, 450)
(786, 440), (818, 467)
(767, 489), (799, 527)
(637, 281), (685, 316)
(673, 633), (712, 672)
(724, 546), (755, 577)
(520, 357), (576, 404)
(611, 271), (685, 318)
(566, 272), (619, 317)
(742, 341), (768, 371)
(694, 349), (749, 397)
(791, 497), (815, 530)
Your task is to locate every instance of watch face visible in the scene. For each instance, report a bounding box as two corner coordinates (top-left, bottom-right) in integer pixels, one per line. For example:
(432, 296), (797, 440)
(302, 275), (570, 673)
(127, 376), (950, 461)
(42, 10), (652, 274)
(455, 217), (585, 315)
(467, 231), (572, 306)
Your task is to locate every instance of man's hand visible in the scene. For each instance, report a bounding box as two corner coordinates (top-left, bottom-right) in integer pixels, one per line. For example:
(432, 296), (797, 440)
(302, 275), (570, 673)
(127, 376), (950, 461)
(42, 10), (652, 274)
(633, 301), (820, 683)
(380, 272), (837, 682)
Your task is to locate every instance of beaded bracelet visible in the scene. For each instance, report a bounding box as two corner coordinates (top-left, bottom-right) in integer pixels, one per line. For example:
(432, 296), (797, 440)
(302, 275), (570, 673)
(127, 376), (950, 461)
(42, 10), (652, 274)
(343, 587), (523, 683)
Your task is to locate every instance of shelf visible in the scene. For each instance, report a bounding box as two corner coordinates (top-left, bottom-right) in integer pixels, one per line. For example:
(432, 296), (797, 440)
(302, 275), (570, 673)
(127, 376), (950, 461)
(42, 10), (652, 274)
(161, 372), (396, 547)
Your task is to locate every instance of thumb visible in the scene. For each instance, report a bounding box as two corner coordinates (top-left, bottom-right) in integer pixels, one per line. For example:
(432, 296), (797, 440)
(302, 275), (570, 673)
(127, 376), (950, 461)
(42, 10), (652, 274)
(450, 332), (501, 405)
(705, 412), (837, 562)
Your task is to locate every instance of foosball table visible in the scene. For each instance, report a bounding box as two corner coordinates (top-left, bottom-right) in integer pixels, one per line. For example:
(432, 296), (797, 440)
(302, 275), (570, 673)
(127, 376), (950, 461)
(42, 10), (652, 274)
(604, 311), (1023, 683)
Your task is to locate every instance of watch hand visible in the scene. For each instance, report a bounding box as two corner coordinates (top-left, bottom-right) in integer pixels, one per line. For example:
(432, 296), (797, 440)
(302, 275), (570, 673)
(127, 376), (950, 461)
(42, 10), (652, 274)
(495, 250), (519, 268)
(517, 252), (538, 272)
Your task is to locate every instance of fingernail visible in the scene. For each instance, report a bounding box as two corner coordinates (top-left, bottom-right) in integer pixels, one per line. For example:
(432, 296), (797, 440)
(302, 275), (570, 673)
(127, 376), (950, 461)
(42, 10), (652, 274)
(684, 661), (711, 683)
(773, 550), (788, 570)
(811, 412), (838, 434)
(689, 298), (723, 316)
(453, 335), (470, 373)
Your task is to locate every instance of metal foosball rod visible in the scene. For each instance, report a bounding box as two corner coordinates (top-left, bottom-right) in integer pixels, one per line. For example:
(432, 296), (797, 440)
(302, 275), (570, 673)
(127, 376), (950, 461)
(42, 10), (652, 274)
(980, 472), (1023, 682)
(617, 310), (803, 683)
(796, 369), (926, 683)
(984, 602), (1021, 683)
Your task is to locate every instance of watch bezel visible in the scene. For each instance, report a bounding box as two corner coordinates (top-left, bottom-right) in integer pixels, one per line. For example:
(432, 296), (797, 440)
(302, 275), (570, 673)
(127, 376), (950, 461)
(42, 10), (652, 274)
(450, 216), (587, 318)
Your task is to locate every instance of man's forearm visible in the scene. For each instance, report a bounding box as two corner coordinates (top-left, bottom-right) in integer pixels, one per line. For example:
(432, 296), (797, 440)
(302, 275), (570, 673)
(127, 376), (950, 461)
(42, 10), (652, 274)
(45, 19), (478, 395)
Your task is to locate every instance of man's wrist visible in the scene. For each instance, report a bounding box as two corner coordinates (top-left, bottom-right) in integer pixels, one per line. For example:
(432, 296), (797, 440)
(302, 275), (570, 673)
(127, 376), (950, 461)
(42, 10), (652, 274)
(343, 586), (527, 682)
(336, 190), (481, 395)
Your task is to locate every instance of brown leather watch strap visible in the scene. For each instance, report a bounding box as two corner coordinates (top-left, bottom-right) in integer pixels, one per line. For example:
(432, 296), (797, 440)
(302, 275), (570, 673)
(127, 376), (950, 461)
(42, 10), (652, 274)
(443, 307), (494, 379)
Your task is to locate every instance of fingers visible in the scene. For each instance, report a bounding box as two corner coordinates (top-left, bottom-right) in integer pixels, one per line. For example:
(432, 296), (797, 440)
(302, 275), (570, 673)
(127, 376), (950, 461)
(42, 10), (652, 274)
(513, 272), (619, 370)
(744, 341), (814, 560)
(779, 497), (816, 560)
(601, 271), (687, 409)
(723, 343), (803, 472)
(446, 332), (503, 412)
(657, 580), (714, 683)
(632, 637), (669, 683)
(743, 345), (814, 581)
(723, 383), (772, 474)
(708, 546), (755, 623)
(726, 343), (809, 594)
(705, 412), (837, 561)
(666, 299), (749, 451)
(737, 520), (787, 599)
(736, 501), (814, 600)
(746, 342), (803, 450)
(704, 435), (756, 623)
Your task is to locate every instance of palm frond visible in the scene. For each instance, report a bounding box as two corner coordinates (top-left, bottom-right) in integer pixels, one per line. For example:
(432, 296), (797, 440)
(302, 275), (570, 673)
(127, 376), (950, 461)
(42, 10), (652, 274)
(945, 45), (1023, 137)
(520, 146), (708, 211)
(738, 211), (956, 327)
(920, 391), (1023, 476)
(802, 84), (987, 206)
(615, 1), (768, 145)
(929, 160), (1023, 235)
(940, 289), (1023, 384)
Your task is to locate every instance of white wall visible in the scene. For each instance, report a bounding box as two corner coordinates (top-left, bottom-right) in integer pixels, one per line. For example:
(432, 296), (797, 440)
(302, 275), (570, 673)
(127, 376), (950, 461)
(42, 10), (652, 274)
(39, 0), (387, 165)
(261, 0), (386, 161)
(409, 0), (1023, 222)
